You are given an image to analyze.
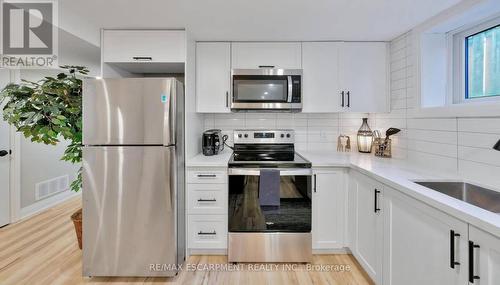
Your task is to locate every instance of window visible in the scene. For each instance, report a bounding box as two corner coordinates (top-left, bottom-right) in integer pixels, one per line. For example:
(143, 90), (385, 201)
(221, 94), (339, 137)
(465, 24), (500, 99)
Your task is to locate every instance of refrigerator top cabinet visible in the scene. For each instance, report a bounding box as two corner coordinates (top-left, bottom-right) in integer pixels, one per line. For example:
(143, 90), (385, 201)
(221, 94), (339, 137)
(83, 78), (178, 146)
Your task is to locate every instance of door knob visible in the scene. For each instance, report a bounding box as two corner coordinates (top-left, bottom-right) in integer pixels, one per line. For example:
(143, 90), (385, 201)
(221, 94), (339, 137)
(0, 150), (9, 157)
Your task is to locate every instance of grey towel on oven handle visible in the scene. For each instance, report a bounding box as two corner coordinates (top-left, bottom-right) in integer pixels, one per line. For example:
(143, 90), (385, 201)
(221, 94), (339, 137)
(259, 168), (280, 208)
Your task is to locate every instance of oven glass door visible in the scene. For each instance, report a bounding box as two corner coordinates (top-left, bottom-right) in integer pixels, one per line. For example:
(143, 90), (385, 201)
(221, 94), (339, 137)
(233, 75), (289, 103)
(228, 170), (311, 233)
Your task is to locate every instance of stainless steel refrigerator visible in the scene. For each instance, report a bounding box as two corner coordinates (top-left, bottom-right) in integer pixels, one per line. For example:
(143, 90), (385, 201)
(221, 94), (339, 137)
(82, 78), (185, 277)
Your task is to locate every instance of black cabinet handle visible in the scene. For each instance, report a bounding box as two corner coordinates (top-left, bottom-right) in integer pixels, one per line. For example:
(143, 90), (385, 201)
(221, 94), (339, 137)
(341, 91), (345, 107)
(198, 230), (216, 235)
(226, 91), (229, 107)
(197, 198), (216, 202)
(197, 174), (217, 178)
(374, 189), (381, 213)
(469, 241), (480, 282)
(132, 56), (152, 61)
(258, 65), (275, 68)
(0, 150), (8, 157)
(346, 91), (350, 108)
(450, 230), (461, 268)
(313, 174), (317, 193)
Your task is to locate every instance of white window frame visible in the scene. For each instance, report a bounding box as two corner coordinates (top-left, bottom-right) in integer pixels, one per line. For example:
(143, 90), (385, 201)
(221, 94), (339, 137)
(450, 16), (500, 105)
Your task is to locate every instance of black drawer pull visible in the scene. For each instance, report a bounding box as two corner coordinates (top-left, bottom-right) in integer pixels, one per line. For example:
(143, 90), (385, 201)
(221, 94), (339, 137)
(450, 230), (461, 268)
(374, 189), (381, 213)
(197, 174), (217, 178)
(469, 241), (480, 282)
(258, 65), (275, 68)
(198, 231), (216, 235)
(197, 198), (216, 202)
(132, 56), (152, 61)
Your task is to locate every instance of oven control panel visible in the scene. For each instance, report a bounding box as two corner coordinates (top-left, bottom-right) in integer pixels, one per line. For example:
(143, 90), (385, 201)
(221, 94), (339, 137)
(234, 129), (294, 144)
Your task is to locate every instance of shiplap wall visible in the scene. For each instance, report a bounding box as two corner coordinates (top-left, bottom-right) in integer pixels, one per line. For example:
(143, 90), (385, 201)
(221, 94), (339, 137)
(203, 113), (369, 152)
(372, 32), (500, 188)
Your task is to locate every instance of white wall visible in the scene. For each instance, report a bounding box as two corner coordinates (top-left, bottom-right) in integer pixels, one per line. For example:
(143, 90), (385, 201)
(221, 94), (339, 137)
(203, 112), (370, 152)
(372, 32), (500, 189)
(18, 70), (80, 209)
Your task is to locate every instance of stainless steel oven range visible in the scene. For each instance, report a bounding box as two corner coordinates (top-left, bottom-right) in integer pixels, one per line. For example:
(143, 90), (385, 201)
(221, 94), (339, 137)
(227, 129), (312, 263)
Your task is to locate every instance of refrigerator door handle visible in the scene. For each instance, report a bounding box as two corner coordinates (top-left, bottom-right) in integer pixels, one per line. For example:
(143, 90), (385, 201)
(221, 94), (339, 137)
(164, 80), (177, 145)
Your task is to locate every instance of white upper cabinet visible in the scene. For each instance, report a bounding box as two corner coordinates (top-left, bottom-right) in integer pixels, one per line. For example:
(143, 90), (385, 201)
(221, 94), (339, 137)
(196, 42), (231, 113)
(231, 42), (302, 69)
(469, 226), (500, 285)
(383, 188), (468, 285)
(312, 169), (346, 250)
(302, 42), (343, 113)
(339, 42), (389, 113)
(102, 30), (186, 63)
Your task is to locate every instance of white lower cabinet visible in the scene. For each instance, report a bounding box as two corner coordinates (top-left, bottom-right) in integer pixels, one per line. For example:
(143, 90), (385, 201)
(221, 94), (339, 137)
(312, 168), (346, 250)
(383, 187), (468, 285)
(187, 167), (228, 251)
(349, 171), (384, 284)
(469, 225), (500, 285)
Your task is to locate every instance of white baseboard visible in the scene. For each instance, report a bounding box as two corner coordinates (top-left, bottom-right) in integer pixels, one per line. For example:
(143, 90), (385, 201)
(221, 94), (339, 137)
(187, 248), (351, 257)
(313, 248), (350, 254)
(188, 249), (227, 256)
(19, 190), (81, 221)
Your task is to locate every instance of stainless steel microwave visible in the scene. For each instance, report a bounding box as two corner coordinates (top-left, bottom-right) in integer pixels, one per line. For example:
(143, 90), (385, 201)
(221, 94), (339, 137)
(231, 69), (302, 111)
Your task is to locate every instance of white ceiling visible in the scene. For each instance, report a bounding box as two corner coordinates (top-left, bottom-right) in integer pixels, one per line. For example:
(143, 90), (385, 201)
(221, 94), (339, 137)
(59, 0), (462, 46)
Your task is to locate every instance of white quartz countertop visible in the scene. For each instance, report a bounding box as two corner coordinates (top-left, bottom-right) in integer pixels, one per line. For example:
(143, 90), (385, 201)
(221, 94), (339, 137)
(186, 149), (232, 167)
(187, 150), (500, 237)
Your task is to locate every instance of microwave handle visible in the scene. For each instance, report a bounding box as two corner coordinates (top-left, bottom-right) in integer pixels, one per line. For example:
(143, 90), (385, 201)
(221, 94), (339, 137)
(287, 76), (293, 103)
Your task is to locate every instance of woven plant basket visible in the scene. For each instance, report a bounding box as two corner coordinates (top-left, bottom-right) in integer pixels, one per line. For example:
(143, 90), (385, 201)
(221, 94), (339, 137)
(71, 208), (83, 249)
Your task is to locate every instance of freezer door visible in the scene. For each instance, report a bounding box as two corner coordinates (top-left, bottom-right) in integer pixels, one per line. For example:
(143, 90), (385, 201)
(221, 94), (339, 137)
(82, 146), (178, 277)
(83, 78), (178, 145)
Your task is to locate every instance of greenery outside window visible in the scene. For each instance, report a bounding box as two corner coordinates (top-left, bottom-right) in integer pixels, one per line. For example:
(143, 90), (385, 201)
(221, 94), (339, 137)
(465, 24), (500, 99)
(453, 16), (500, 104)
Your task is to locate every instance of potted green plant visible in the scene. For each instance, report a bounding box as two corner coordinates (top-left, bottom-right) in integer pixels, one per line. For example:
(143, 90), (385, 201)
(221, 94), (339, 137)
(0, 65), (88, 249)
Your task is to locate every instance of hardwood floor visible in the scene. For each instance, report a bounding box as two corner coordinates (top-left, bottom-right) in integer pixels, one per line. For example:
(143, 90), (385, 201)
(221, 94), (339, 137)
(0, 197), (374, 285)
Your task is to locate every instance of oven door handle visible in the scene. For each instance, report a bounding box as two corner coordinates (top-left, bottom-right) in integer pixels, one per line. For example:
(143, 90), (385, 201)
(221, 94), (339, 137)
(287, 76), (293, 103)
(228, 168), (312, 176)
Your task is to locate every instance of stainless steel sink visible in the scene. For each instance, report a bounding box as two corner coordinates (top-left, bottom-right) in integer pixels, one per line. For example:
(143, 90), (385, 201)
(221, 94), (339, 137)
(414, 181), (500, 214)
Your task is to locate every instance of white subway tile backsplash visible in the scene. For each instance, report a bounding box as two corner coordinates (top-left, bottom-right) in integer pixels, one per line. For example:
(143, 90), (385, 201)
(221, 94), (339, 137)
(458, 118), (500, 134)
(408, 150), (457, 172)
(407, 118), (457, 132)
(458, 146), (500, 167)
(459, 160), (500, 189)
(407, 129), (457, 145)
(458, 132), (499, 149)
(407, 140), (457, 158)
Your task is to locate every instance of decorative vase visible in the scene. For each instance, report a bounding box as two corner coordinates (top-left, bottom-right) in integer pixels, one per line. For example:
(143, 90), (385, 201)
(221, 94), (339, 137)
(357, 118), (373, 153)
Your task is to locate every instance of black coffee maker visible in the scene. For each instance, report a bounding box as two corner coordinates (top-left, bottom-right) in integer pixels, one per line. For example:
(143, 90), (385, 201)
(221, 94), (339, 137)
(202, 129), (225, 156)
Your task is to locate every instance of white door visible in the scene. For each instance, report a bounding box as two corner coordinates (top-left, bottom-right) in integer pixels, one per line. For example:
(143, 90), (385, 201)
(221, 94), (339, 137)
(196, 42), (231, 113)
(469, 226), (500, 285)
(340, 42), (389, 113)
(312, 169), (346, 249)
(351, 171), (383, 284)
(383, 188), (468, 285)
(302, 42), (343, 113)
(0, 69), (11, 227)
(231, 42), (302, 69)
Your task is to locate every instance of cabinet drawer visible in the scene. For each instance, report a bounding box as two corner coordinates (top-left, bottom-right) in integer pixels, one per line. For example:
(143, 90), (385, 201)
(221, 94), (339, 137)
(187, 184), (227, 215)
(187, 169), (226, 184)
(188, 215), (227, 249)
(102, 30), (185, 63)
